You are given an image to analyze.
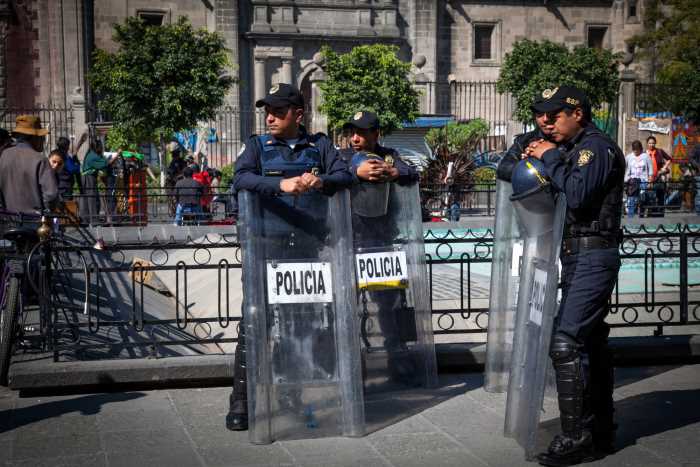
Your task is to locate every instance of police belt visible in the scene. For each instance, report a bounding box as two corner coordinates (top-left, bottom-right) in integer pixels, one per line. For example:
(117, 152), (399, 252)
(561, 235), (619, 256)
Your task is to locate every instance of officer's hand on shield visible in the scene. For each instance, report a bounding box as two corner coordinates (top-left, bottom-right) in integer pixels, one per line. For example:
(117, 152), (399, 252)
(525, 139), (556, 160)
(280, 176), (309, 194)
(357, 160), (389, 182)
(300, 172), (323, 189)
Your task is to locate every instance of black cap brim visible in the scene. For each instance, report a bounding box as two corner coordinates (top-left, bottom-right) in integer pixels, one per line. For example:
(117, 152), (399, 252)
(531, 100), (571, 114)
(342, 121), (378, 131)
(255, 96), (292, 108)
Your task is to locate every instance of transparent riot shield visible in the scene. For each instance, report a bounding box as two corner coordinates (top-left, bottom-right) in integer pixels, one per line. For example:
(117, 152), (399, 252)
(351, 182), (438, 427)
(238, 190), (363, 444)
(484, 180), (523, 393)
(504, 188), (566, 460)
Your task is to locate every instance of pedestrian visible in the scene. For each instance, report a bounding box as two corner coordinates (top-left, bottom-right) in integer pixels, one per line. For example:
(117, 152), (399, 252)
(225, 83), (352, 431)
(173, 166), (204, 225)
(623, 140), (653, 218)
(339, 110), (421, 381)
(646, 135), (672, 216)
(55, 134), (85, 199)
(0, 115), (59, 215)
(48, 149), (65, 173)
(79, 140), (109, 225)
(525, 86), (625, 466)
(192, 164), (212, 217)
(680, 163), (696, 212)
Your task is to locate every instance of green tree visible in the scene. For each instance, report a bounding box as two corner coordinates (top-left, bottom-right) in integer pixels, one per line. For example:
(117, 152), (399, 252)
(319, 44), (420, 134)
(629, 0), (700, 122)
(89, 16), (233, 185)
(496, 39), (621, 124)
(423, 120), (490, 186)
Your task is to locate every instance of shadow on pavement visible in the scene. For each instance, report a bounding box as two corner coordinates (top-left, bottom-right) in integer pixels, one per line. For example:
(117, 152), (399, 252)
(615, 388), (700, 449)
(364, 372), (482, 433)
(0, 392), (145, 433)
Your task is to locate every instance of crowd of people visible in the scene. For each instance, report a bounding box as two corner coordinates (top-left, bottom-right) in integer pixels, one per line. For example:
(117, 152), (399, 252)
(0, 117), (228, 226)
(624, 135), (699, 218)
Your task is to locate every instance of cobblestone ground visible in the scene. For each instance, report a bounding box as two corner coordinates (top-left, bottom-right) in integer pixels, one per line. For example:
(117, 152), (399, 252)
(0, 364), (698, 467)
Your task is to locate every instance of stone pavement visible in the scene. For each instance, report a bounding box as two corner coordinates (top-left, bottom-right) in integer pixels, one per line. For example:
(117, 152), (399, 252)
(0, 364), (699, 467)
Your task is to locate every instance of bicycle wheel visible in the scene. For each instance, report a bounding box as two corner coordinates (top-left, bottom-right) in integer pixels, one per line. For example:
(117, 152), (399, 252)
(0, 276), (20, 386)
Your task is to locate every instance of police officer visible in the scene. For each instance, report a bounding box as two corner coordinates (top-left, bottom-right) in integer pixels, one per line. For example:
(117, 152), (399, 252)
(340, 111), (420, 381)
(225, 83), (352, 431)
(497, 96), (555, 182)
(525, 86), (624, 466)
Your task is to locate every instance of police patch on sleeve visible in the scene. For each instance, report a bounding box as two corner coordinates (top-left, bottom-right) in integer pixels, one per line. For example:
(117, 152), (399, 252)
(577, 149), (594, 167)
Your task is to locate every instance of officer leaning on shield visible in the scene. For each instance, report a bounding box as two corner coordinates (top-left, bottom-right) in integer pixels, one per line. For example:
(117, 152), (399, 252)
(506, 86), (625, 466)
(226, 84), (434, 438)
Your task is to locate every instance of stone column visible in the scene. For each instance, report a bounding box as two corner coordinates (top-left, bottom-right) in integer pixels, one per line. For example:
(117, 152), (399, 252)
(254, 57), (267, 102)
(253, 57), (267, 133)
(280, 58), (293, 85)
(309, 67), (327, 135)
(619, 68), (638, 149)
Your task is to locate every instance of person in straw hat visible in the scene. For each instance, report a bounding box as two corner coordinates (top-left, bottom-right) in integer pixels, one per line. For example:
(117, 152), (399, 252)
(0, 115), (59, 215)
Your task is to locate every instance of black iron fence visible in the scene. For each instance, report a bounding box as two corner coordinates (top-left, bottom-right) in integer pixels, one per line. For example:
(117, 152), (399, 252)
(634, 82), (684, 115)
(28, 222), (699, 363)
(62, 179), (700, 226)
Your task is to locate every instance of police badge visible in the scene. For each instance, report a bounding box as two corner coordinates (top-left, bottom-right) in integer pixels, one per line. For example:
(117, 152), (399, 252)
(578, 149), (594, 166)
(542, 87), (559, 99)
(384, 155), (395, 166)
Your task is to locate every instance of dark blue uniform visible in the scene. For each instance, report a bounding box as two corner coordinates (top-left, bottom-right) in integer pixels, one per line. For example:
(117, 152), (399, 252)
(228, 128), (352, 422)
(233, 130), (351, 196)
(540, 122), (625, 452)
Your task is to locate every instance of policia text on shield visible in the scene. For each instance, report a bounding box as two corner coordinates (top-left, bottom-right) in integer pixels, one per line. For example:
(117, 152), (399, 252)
(229, 86), (437, 443)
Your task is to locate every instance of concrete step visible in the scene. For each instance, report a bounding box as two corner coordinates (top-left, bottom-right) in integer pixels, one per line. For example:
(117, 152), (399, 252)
(8, 335), (700, 391)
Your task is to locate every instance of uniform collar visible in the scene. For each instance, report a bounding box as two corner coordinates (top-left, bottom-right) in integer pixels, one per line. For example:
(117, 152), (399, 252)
(265, 126), (311, 147)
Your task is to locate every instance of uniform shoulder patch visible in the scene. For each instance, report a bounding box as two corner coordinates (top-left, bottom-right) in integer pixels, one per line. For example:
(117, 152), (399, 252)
(578, 149), (594, 167)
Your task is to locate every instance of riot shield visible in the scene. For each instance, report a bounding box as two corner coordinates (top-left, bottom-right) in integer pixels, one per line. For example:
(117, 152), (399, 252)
(484, 180), (523, 393)
(351, 182), (438, 417)
(504, 187), (566, 460)
(239, 190), (364, 444)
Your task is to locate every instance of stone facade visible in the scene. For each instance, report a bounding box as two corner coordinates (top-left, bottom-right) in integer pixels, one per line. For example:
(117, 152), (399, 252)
(3, 0), (651, 137)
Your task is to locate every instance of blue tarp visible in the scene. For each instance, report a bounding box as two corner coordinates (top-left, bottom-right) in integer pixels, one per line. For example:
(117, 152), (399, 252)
(402, 116), (454, 128)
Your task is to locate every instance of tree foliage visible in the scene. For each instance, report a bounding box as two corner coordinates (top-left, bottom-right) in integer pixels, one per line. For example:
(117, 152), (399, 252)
(89, 16), (233, 155)
(423, 120), (490, 186)
(319, 44), (420, 134)
(496, 39), (621, 124)
(628, 0), (700, 122)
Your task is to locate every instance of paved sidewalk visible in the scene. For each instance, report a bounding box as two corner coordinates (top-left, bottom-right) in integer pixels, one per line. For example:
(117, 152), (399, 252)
(1, 364), (699, 467)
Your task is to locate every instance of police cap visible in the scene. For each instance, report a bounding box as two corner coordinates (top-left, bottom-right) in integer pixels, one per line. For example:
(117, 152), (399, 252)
(530, 85), (591, 115)
(343, 111), (380, 131)
(255, 83), (304, 108)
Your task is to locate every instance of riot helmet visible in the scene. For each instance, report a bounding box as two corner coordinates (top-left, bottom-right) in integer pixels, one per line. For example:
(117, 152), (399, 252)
(509, 158), (558, 237)
(350, 152), (390, 217)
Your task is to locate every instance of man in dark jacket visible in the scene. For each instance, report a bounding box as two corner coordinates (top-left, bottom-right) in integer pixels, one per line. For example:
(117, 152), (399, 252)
(0, 115), (58, 215)
(174, 167), (204, 225)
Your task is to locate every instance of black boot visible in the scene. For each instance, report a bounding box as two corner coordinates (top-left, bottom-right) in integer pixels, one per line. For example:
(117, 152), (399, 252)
(226, 322), (248, 431)
(538, 333), (599, 467)
(588, 324), (616, 455)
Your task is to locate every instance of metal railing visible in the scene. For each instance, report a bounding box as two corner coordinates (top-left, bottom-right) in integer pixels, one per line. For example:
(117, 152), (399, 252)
(31, 222), (700, 362)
